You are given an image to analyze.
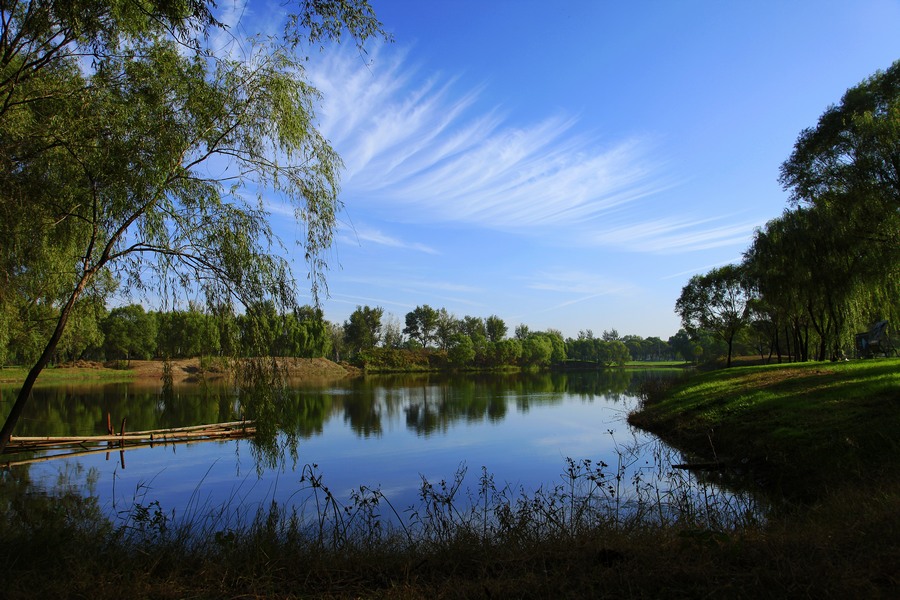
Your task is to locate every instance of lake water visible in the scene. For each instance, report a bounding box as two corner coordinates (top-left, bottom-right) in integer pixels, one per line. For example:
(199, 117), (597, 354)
(2, 369), (758, 530)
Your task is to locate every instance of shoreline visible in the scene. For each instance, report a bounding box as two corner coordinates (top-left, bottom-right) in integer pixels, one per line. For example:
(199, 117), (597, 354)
(627, 357), (900, 502)
(0, 357), (356, 386)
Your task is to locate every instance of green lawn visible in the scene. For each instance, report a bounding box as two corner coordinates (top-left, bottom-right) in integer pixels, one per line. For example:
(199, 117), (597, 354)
(624, 360), (690, 368)
(0, 364), (136, 386)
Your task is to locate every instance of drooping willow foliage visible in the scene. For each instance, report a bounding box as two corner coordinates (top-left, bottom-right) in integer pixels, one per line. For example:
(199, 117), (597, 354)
(680, 61), (900, 362)
(0, 0), (388, 451)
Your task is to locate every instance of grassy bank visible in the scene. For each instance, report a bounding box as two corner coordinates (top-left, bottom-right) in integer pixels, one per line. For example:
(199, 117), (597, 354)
(629, 358), (900, 501)
(3, 359), (899, 597)
(624, 360), (690, 368)
(0, 363), (137, 385)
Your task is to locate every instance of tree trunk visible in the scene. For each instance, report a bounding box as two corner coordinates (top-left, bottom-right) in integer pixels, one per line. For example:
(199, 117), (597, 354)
(774, 321), (782, 364)
(783, 323), (792, 362)
(0, 279), (87, 453)
(801, 326), (806, 361)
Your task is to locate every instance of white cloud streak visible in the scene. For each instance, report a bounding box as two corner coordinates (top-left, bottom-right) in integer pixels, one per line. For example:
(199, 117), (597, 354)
(338, 224), (439, 254)
(526, 270), (635, 296)
(587, 215), (761, 253)
(308, 48), (668, 227)
(661, 258), (744, 280)
(306, 44), (757, 253)
(340, 274), (482, 296)
(511, 270), (637, 319)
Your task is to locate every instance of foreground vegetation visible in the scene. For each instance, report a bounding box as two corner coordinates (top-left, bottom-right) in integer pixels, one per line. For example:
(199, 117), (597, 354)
(2, 359), (898, 598)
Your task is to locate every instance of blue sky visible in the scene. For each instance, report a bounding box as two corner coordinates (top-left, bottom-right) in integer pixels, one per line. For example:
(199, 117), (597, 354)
(233, 1), (900, 339)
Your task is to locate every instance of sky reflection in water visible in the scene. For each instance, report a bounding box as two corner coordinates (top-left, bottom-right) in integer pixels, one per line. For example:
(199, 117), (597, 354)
(7, 370), (726, 527)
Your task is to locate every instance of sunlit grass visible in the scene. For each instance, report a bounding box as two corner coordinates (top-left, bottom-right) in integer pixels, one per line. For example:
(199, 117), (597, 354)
(630, 358), (900, 500)
(624, 360), (689, 368)
(0, 364), (137, 386)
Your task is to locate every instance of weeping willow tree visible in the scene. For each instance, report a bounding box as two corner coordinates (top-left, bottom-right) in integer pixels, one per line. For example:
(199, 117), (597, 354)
(744, 205), (885, 361)
(782, 61), (900, 350)
(0, 0), (387, 453)
(740, 60), (900, 362)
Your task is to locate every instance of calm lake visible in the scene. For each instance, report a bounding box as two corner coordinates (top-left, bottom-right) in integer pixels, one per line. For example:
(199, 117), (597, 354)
(2, 369), (757, 529)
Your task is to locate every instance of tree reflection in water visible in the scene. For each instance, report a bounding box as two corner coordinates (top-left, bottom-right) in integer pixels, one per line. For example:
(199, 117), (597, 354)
(4, 368), (695, 526)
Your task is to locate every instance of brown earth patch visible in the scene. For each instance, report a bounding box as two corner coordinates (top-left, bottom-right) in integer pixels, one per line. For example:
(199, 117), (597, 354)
(125, 357), (353, 382)
(281, 357), (357, 379)
(3, 358), (355, 386)
(59, 360), (106, 370)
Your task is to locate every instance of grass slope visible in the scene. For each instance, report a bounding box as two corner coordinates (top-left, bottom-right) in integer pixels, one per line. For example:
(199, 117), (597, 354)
(629, 358), (900, 501)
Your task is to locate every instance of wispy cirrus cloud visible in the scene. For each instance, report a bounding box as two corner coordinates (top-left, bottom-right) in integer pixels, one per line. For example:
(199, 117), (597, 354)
(335, 274), (485, 310)
(586, 214), (761, 253)
(306, 45), (758, 254)
(338, 223), (439, 254)
(308, 48), (670, 229)
(519, 270), (638, 316)
(526, 270), (636, 297)
(661, 258), (744, 280)
(341, 274), (482, 296)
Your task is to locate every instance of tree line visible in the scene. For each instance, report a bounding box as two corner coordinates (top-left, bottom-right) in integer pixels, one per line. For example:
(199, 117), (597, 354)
(0, 302), (331, 366)
(0, 299), (697, 369)
(676, 60), (900, 366)
(335, 304), (682, 370)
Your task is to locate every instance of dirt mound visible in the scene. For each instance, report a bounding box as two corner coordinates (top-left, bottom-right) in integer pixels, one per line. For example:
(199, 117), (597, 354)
(281, 357), (352, 379)
(125, 357), (351, 382)
(59, 360), (105, 369)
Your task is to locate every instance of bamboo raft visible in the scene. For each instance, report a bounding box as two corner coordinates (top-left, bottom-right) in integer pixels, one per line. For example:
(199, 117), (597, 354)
(2, 420), (255, 467)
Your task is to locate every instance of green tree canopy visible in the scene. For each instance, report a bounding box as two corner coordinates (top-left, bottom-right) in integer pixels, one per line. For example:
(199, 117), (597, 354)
(447, 333), (475, 367)
(774, 60), (900, 358)
(102, 304), (157, 361)
(780, 59), (900, 216)
(599, 339), (630, 367)
(460, 316), (488, 345)
(403, 305), (439, 347)
(380, 314), (404, 349)
(485, 315), (507, 343)
(434, 308), (459, 350)
(667, 329), (695, 362)
(55, 298), (105, 362)
(520, 333), (553, 367)
(543, 329), (567, 363)
(344, 305), (383, 356)
(675, 264), (750, 367)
